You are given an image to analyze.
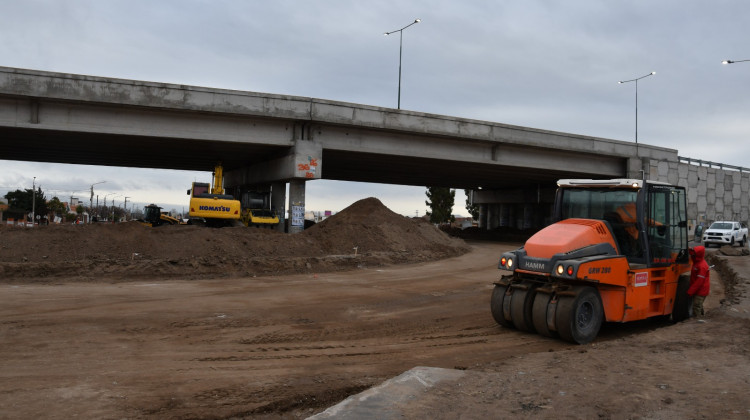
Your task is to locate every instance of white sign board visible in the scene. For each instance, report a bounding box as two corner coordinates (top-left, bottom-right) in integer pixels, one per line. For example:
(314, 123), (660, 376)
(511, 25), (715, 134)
(291, 205), (305, 227)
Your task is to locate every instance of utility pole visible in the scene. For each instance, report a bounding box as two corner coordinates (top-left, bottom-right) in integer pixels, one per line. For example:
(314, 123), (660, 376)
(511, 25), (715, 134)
(31, 176), (36, 227)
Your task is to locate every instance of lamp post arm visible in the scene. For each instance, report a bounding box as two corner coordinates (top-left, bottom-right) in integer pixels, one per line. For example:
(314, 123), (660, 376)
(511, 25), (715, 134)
(618, 71), (655, 84)
(384, 19), (420, 35)
(384, 19), (420, 109)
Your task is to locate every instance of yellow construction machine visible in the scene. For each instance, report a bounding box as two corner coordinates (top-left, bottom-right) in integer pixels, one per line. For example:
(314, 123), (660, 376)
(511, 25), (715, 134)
(187, 165), (242, 227)
(139, 204), (181, 227)
(187, 164), (280, 228)
(239, 191), (280, 228)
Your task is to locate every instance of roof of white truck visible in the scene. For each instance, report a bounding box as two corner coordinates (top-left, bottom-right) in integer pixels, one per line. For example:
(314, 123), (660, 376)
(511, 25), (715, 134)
(556, 179), (671, 188)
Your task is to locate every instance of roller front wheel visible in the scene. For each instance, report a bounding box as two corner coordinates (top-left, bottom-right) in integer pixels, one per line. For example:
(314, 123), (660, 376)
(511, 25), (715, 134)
(490, 284), (513, 328)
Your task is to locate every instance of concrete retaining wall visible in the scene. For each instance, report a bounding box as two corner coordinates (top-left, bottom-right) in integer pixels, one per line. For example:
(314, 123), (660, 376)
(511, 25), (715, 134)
(648, 159), (750, 229)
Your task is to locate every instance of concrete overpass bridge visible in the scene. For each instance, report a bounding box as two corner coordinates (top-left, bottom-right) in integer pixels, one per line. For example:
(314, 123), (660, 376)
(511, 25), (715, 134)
(3, 67), (734, 232)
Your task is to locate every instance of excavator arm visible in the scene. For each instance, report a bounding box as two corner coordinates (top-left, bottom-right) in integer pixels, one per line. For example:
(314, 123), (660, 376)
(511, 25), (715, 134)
(211, 164), (225, 195)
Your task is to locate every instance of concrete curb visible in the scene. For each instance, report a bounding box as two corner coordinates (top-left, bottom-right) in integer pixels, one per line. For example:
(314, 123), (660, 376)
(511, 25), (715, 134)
(308, 366), (465, 419)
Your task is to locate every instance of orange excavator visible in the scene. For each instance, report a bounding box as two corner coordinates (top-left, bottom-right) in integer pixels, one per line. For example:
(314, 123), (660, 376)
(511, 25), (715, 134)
(491, 179), (692, 344)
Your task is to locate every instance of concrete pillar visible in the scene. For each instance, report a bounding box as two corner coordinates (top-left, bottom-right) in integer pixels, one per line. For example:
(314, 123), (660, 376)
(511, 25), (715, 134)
(478, 203), (488, 229)
(627, 157), (645, 179)
(499, 204), (510, 227)
(487, 204), (498, 230)
(271, 181), (286, 233)
(522, 204), (534, 230)
(288, 179), (306, 234)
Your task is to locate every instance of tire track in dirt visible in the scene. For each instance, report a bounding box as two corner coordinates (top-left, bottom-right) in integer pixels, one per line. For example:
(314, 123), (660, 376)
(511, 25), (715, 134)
(0, 242), (572, 419)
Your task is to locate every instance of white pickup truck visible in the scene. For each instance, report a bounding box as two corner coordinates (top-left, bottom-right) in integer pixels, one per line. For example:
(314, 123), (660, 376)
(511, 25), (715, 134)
(702, 221), (748, 247)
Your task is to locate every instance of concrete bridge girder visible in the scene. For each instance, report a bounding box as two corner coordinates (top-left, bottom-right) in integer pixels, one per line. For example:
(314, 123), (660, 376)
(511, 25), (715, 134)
(315, 125), (627, 178)
(0, 96), (295, 171)
(0, 97), (296, 146)
(5, 66), (712, 233)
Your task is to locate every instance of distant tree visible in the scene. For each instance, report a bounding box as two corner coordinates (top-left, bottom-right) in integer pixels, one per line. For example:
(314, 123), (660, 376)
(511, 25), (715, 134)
(4, 188), (48, 220)
(425, 187), (455, 225)
(112, 206), (125, 221)
(464, 189), (479, 220)
(76, 204), (84, 215)
(47, 196), (67, 216)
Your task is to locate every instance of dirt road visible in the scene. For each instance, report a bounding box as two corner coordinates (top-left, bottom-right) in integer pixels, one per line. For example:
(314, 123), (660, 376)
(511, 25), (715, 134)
(0, 241), (555, 419)
(2, 241), (748, 419)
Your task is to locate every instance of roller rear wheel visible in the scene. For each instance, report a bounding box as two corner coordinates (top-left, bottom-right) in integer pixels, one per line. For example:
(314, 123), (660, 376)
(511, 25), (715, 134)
(490, 284), (513, 328)
(532, 291), (557, 338)
(509, 282), (537, 332)
(555, 287), (603, 344)
(672, 275), (691, 322)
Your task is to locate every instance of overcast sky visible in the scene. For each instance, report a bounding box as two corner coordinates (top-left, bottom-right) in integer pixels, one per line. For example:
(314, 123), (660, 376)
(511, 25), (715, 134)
(2, 0), (749, 216)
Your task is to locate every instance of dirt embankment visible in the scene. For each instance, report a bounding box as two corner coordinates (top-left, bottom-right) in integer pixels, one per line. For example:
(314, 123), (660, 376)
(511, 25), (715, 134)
(2, 196), (750, 419)
(0, 198), (469, 281)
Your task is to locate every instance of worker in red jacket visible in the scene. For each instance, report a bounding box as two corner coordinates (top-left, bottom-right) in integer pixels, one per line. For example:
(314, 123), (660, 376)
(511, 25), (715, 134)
(687, 246), (710, 318)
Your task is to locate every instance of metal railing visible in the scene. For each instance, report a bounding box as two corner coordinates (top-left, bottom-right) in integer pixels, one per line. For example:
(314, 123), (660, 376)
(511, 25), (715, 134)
(678, 156), (749, 173)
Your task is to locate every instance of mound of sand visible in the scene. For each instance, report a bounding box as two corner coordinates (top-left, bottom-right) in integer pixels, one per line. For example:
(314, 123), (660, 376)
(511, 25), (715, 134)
(304, 198), (464, 255)
(0, 198), (468, 281)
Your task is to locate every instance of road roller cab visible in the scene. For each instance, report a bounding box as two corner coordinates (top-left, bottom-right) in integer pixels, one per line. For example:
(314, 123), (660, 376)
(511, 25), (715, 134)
(491, 179), (692, 344)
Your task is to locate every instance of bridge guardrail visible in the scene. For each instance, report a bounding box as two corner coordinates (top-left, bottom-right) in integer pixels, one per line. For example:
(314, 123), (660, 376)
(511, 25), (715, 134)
(678, 156), (748, 173)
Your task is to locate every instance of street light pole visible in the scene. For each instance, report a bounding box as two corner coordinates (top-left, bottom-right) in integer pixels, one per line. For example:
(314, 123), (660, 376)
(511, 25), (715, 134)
(90, 181), (106, 217)
(385, 18), (421, 109)
(618, 71), (656, 150)
(722, 59), (750, 64)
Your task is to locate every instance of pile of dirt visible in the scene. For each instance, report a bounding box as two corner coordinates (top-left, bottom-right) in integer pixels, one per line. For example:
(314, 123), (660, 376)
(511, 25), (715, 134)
(715, 245), (750, 257)
(0, 198), (469, 281)
(441, 226), (535, 243)
(306, 198), (464, 256)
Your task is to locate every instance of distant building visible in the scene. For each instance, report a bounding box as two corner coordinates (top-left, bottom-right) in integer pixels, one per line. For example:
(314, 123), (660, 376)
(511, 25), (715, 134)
(305, 211), (335, 223)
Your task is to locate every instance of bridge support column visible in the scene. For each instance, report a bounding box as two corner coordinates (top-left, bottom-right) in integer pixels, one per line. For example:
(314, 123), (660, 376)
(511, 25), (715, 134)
(271, 181), (286, 233)
(478, 204), (488, 229)
(487, 204), (498, 230)
(224, 139), (322, 233)
(499, 204), (510, 228)
(627, 156), (646, 179)
(288, 180), (306, 234)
